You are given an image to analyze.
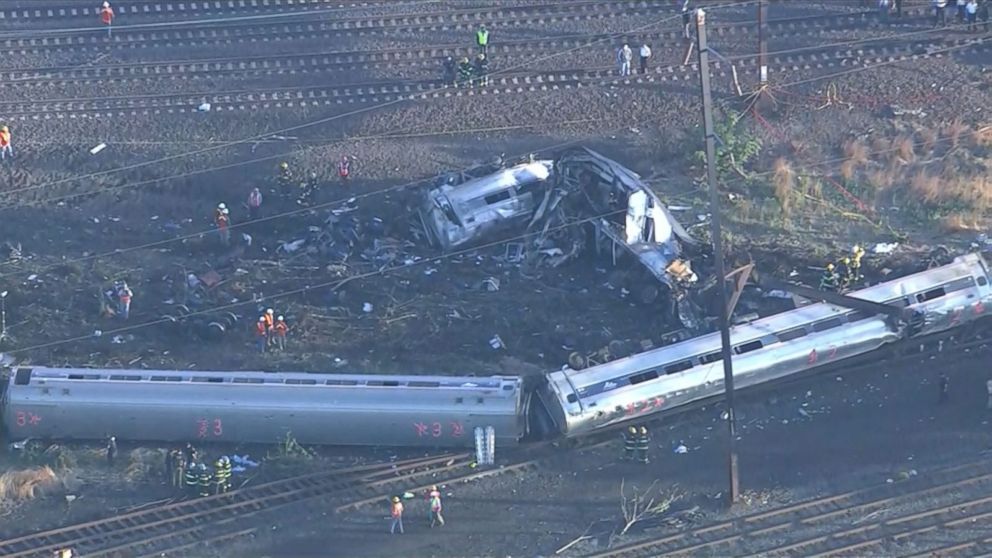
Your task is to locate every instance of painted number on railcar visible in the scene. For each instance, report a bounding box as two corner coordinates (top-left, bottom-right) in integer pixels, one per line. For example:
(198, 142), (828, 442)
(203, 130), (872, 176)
(13, 411), (42, 427)
(196, 418), (224, 439)
(624, 396), (665, 417)
(413, 421), (465, 438)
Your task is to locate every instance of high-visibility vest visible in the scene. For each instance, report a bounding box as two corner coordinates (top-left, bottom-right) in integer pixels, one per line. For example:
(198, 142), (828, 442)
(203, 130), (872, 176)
(255, 322), (267, 336)
(430, 493), (442, 512)
(101, 7), (114, 24)
(338, 159), (350, 177)
(0, 130), (10, 147)
(391, 502), (403, 517)
(274, 321), (288, 336)
(263, 314), (274, 329)
(215, 214), (229, 229)
(476, 30), (488, 45)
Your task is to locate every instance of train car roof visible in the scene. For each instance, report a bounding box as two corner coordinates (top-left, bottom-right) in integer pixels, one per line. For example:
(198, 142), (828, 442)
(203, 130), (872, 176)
(11, 367), (521, 391)
(557, 253), (987, 393)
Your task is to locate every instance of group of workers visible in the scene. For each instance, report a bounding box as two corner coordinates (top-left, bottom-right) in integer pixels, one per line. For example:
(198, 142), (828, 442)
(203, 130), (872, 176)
(388, 485), (445, 534)
(926, 0), (991, 30)
(441, 25), (491, 87)
(255, 307), (289, 352)
(167, 444), (235, 497)
(819, 245), (866, 292)
(101, 280), (134, 320)
(621, 425), (651, 464)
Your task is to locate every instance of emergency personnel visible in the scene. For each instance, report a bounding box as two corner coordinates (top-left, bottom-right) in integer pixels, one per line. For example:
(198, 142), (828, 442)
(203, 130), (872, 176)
(457, 57), (473, 87)
(213, 457), (229, 494)
(55, 549), (74, 558)
(442, 56), (457, 86)
(263, 308), (275, 338)
(172, 449), (187, 488)
(850, 245), (865, 285)
(117, 282), (132, 320)
(255, 316), (268, 353)
(636, 425), (650, 464)
(274, 315), (289, 351)
(337, 156), (351, 183)
(184, 461), (200, 496)
(220, 456), (233, 492)
(197, 463), (212, 497)
(473, 53), (490, 87)
(106, 436), (118, 466)
(390, 496), (405, 534)
(214, 203), (230, 246)
(298, 173), (319, 206)
(100, 1), (114, 37)
(164, 448), (175, 485)
(475, 24), (489, 55)
(277, 162), (294, 190)
(819, 263), (838, 291)
(621, 426), (637, 461)
(428, 485), (445, 527)
(0, 126), (11, 161)
(836, 257), (852, 291)
(247, 187), (263, 220)
(183, 442), (198, 465)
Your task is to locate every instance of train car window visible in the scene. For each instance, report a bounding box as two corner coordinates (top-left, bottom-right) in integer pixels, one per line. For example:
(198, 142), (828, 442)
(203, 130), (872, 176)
(664, 361), (694, 375)
(191, 377), (224, 383)
(777, 328), (808, 342)
(944, 276), (977, 293)
(484, 190), (511, 205)
(917, 287), (946, 303)
(698, 352), (723, 364)
(366, 380), (400, 387)
(502, 384), (515, 390)
(978, 276), (988, 286)
(476, 397), (484, 404)
(109, 375), (142, 381)
(232, 377), (264, 384)
(455, 397), (464, 404)
(734, 340), (763, 354)
(812, 318), (844, 332)
(846, 311), (871, 322)
(286, 379), (317, 385)
(67, 374), (101, 380)
(408, 381), (441, 388)
(325, 379), (358, 386)
(629, 369), (661, 384)
(14, 368), (32, 385)
(567, 394), (578, 403)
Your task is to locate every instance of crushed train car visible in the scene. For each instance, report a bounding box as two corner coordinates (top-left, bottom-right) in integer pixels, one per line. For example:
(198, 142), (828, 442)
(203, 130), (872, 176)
(417, 147), (704, 328)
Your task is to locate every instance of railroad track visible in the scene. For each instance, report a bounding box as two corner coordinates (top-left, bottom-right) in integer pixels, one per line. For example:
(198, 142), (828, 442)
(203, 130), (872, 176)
(0, 0), (724, 54)
(0, 453), (469, 558)
(5, 34), (986, 119)
(1, 10), (884, 86)
(584, 457), (992, 558)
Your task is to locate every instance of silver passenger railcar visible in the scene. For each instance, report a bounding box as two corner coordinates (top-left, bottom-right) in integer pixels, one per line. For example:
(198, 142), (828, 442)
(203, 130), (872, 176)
(540, 253), (992, 438)
(2, 368), (528, 448)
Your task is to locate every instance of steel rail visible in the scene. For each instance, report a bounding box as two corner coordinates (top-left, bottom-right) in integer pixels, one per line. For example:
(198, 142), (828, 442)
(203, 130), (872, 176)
(0, 452), (466, 558)
(3, 35), (985, 119)
(0, 10), (883, 85)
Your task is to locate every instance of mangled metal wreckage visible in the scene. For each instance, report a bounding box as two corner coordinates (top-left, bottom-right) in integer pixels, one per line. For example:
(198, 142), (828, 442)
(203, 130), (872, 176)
(418, 147), (705, 329)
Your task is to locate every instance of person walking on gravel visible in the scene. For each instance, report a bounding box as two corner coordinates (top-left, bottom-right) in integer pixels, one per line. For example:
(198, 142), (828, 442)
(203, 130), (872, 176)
(214, 203), (231, 246)
(389, 496), (405, 534)
(616, 44), (633, 77)
(0, 126), (11, 161)
(638, 43), (652, 74)
(427, 485), (445, 528)
(475, 24), (489, 56)
(932, 0), (948, 27)
(100, 1), (114, 38)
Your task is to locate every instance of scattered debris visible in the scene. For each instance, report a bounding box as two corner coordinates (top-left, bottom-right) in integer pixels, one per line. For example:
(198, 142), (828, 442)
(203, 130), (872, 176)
(89, 143), (107, 155)
(489, 335), (505, 350)
(873, 242), (899, 254)
(197, 102), (212, 112)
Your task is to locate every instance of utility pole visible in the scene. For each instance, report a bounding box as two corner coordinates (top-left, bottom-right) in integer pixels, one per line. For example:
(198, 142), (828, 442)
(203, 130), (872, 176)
(694, 7), (740, 507)
(758, 0), (768, 87)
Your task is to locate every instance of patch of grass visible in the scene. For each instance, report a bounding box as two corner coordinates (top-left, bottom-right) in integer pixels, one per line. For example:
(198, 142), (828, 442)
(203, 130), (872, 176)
(771, 157), (796, 216)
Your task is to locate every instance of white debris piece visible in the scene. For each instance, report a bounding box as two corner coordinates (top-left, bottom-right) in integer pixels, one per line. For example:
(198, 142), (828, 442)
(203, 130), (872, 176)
(873, 242), (899, 254)
(197, 102), (212, 112)
(89, 143), (107, 155)
(667, 205), (691, 211)
(674, 444), (688, 454)
(362, 302), (374, 313)
(489, 335), (505, 350)
(625, 190), (648, 244)
(651, 204), (673, 244)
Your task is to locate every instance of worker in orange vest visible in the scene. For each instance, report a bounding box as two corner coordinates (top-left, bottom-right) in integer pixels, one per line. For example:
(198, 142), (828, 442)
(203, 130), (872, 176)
(100, 2), (114, 37)
(0, 126), (11, 161)
(254, 317), (267, 353)
(247, 187), (263, 220)
(262, 308), (275, 347)
(214, 203), (230, 246)
(389, 496), (404, 534)
(273, 316), (288, 351)
(337, 156), (351, 183)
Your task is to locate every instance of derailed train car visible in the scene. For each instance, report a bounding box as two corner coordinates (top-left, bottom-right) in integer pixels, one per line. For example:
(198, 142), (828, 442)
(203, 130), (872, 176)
(538, 253), (992, 438)
(1, 369), (532, 449)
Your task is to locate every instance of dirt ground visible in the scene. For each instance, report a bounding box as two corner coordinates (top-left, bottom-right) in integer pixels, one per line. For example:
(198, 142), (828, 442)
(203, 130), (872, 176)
(1, 0), (991, 555)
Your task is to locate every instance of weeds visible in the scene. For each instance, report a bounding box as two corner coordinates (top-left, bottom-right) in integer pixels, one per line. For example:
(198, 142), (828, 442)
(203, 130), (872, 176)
(771, 157), (796, 216)
(695, 113), (763, 180)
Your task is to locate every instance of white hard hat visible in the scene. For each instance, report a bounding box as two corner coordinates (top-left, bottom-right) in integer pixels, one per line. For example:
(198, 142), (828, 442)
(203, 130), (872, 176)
(277, 315), (284, 320)
(266, 308), (274, 314)
(222, 208), (229, 215)
(218, 203), (226, 209)
(103, 1), (110, 8)
(258, 316), (265, 322)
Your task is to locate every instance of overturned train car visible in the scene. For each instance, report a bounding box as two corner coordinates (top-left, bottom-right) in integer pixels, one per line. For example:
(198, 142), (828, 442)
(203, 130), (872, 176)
(1, 369), (536, 449)
(539, 253), (992, 438)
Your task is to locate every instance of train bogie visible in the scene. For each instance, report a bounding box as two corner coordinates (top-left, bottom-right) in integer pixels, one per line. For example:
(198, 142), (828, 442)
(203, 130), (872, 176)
(2, 368), (527, 449)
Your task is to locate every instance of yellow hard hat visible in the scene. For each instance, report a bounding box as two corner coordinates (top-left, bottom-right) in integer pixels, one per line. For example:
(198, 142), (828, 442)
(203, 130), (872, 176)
(628, 426), (637, 434)
(392, 496), (400, 503)
(279, 162), (289, 170)
(826, 263), (835, 270)
(640, 426), (647, 434)
(841, 257), (850, 264)
(1, 126), (8, 132)
(430, 485), (437, 491)
(461, 57), (469, 63)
